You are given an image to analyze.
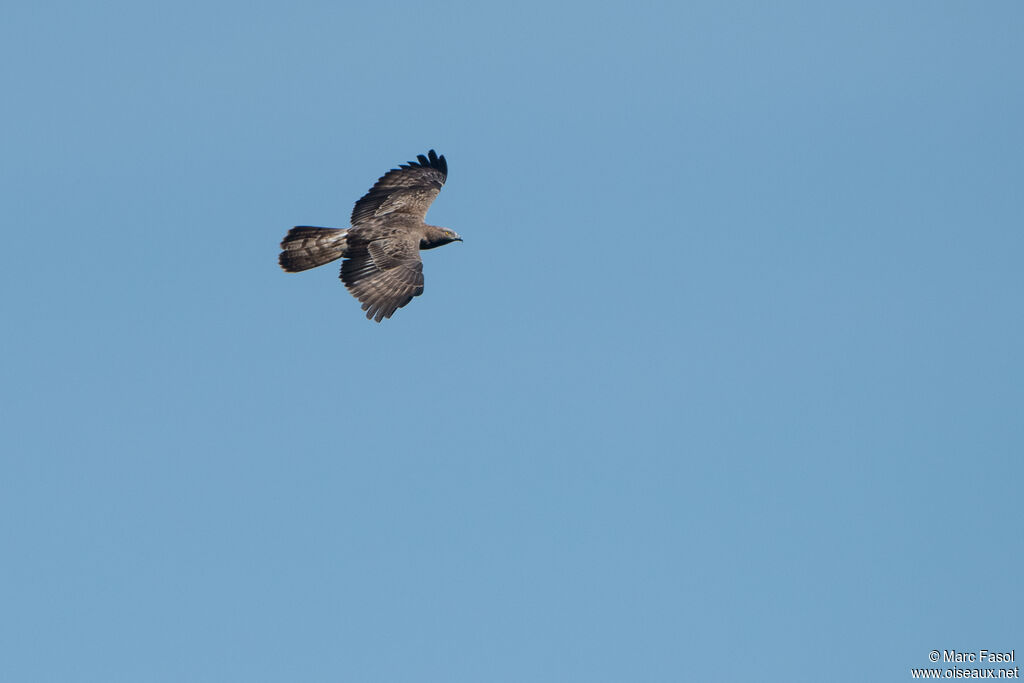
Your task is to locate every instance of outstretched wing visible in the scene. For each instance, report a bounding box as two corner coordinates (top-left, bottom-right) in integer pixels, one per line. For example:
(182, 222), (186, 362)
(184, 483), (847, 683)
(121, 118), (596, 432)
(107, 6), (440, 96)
(340, 234), (425, 322)
(350, 150), (447, 227)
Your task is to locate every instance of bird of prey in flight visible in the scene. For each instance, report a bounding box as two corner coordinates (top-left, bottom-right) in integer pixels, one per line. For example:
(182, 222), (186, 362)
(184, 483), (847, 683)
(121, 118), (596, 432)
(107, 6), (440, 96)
(278, 149), (460, 322)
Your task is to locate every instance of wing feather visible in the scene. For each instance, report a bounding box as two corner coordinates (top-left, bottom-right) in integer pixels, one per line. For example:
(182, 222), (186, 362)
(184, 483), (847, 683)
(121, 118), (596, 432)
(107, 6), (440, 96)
(340, 235), (425, 322)
(350, 150), (447, 226)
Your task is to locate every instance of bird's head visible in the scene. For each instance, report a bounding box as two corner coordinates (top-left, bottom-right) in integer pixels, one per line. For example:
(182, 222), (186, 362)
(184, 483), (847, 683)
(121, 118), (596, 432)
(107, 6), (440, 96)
(421, 226), (463, 250)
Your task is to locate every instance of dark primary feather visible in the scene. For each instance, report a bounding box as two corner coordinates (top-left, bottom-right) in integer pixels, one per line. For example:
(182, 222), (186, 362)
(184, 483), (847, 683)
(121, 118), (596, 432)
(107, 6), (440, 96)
(350, 150), (447, 226)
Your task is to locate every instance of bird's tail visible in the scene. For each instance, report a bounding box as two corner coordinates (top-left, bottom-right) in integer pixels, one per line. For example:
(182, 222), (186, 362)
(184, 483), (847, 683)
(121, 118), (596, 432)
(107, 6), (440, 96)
(278, 226), (349, 272)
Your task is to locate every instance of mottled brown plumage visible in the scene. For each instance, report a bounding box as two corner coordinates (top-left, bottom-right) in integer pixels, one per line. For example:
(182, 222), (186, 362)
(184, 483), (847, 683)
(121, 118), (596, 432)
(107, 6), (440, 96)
(278, 150), (460, 322)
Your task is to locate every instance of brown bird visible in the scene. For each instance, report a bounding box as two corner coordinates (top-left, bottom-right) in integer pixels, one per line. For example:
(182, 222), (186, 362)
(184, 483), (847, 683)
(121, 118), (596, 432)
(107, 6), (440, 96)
(279, 149), (460, 322)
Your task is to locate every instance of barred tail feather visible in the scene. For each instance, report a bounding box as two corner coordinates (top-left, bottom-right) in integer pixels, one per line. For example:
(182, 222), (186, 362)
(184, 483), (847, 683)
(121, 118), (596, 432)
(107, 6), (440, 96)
(279, 226), (349, 272)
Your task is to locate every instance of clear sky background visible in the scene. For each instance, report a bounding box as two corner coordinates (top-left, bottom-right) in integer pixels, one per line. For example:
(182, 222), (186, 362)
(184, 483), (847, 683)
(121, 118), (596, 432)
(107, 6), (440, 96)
(2, 2), (1021, 681)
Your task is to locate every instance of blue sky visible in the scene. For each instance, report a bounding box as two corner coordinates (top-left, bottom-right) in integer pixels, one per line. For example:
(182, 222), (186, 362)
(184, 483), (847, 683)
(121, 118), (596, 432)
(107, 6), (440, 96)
(2, 2), (1022, 681)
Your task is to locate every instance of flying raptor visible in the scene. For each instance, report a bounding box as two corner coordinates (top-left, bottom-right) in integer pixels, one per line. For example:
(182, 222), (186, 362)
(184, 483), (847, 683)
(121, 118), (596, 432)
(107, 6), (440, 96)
(278, 149), (460, 322)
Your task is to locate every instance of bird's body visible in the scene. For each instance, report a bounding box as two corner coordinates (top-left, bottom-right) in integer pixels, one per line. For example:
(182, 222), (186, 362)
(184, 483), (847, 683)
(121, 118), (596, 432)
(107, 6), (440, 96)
(279, 150), (460, 322)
